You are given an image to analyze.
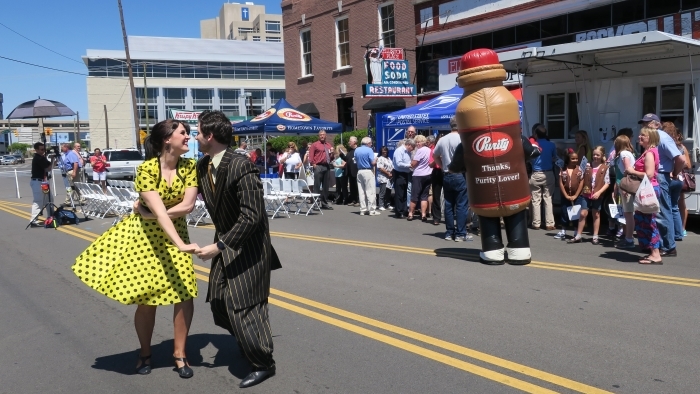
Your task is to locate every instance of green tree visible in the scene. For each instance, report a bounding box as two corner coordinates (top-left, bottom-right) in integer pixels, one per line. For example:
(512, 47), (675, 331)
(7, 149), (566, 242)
(266, 135), (318, 153)
(8, 143), (30, 155)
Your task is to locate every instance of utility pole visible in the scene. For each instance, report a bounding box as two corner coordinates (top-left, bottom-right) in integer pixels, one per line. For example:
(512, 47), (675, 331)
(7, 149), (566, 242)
(104, 105), (110, 149)
(76, 111), (81, 146)
(144, 63), (149, 133)
(118, 0), (142, 151)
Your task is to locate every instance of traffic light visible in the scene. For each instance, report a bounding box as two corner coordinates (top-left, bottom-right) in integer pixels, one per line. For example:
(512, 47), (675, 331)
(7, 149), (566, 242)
(44, 127), (53, 136)
(139, 129), (148, 144)
(13, 129), (18, 137)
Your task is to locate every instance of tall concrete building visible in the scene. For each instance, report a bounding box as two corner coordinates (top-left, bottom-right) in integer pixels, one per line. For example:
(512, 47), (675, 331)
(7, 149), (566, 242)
(201, 2), (283, 42)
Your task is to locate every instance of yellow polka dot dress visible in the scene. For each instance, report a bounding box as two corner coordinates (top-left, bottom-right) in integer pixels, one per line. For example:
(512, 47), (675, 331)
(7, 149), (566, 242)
(72, 157), (199, 306)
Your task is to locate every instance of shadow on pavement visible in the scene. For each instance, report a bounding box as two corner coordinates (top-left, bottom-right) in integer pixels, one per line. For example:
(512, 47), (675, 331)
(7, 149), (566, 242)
(598, 250), (643, 263)
(434, 248), (480, 262)
(91, 333), (250, 378)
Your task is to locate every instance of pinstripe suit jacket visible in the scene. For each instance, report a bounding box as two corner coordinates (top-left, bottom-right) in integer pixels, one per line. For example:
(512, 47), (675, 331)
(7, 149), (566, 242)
(197, 148), (281, 310)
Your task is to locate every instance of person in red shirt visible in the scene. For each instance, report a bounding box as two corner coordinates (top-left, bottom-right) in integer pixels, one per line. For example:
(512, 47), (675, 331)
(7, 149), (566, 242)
(89, 148), (109, 191)
(307, 130), (334, 209)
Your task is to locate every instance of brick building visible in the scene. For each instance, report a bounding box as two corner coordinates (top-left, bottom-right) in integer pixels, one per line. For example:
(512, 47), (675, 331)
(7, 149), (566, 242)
(282, 0), (417, 131)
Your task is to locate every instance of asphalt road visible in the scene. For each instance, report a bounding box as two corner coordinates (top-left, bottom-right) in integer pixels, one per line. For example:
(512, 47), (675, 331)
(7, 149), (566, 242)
(1, 169), (699, 394)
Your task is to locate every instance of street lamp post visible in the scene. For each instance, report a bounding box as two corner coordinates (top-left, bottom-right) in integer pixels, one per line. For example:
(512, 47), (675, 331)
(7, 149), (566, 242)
(245, 92), (253, 118)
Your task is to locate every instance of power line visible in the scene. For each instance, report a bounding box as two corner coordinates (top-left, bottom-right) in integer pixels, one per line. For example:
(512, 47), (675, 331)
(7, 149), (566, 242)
(0, 21), (83, 64)
(0, 55), (86, 76)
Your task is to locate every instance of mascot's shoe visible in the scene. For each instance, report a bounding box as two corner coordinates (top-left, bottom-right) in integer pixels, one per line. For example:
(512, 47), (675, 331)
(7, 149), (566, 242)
(506, 247), (532, 265)
(480, 250), (505, 266)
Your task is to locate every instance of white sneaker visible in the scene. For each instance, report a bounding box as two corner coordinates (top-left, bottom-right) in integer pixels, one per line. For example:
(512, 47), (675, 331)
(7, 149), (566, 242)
(360, 211), (368, 216)
(378, 207), (386, 211)
(369, 211), (381, 216)
(455, 234), (474, 242)
(554, 230), (566, 240)
(388, 205), (394, 210)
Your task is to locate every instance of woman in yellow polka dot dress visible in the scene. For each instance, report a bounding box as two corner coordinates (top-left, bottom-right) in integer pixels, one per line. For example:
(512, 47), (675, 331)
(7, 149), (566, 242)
(72, 119), (200, 378)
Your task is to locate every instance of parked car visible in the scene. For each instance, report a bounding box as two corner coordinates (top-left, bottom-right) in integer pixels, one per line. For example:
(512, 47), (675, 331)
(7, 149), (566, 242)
(85, 149), (144, 180)
(12, 154), (25, 164)
(0, 155), (17, 165)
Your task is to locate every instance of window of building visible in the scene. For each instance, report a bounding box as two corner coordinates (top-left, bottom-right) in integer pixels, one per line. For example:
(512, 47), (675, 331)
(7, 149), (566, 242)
(88, 60), (284, 81)
(191, 89), (214, 111)
(336, 17), (350, 68)
(238, 27), (255, 36)
(270, 89), (285, 105)
(135, 88), (157, 105)
(265, 20), (281, 34)
(266, 36), (281, 42)
(164, 88), (187, 115)
(642, 84), (693, 139)
(219, 89), (240, 118)
(379, 2), (396, 48)
(252, 36), (261, 41)
(539, 93), (580, 140)
(300, 29), (312, 76)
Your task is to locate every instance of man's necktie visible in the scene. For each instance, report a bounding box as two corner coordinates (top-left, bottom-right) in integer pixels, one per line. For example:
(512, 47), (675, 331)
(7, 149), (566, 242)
(208, 160), (216, 190)
(323, 143), (330, 164)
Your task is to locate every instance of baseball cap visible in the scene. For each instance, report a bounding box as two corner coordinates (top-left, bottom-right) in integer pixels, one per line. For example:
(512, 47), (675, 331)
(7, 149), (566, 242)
(638, 113), (660, 124)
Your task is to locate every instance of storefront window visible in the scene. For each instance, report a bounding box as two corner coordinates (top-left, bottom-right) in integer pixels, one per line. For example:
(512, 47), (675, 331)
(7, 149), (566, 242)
(642, 84), (693, 139)
(540, 93), (579, 140)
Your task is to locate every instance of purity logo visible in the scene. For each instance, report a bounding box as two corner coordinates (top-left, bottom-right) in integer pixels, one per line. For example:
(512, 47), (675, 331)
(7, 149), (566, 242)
(251, 108), (276, 122)
(278, 108), (311, 121)
(472, 133), (512, 158)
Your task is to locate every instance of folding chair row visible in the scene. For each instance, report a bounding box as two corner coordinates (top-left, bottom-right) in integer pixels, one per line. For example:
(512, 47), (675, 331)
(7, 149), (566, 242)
(262, 178), (321, 217)
(74, 182), (120, 219)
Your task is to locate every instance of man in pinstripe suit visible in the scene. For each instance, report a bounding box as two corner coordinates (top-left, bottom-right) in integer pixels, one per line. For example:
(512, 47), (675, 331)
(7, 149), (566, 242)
(194, 110), (281, 388)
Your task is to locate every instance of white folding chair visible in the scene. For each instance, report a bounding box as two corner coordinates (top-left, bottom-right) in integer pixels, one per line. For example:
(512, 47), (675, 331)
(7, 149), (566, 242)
(187, 195), (211, 227)
(296, 179), (322, 216)
(263, 181), (289, 219)
(280, 179), (301, 213)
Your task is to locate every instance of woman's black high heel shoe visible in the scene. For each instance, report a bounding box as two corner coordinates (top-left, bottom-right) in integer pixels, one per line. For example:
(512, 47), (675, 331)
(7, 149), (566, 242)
(135, 353), (151, 375)
(173, 357), (193, 379)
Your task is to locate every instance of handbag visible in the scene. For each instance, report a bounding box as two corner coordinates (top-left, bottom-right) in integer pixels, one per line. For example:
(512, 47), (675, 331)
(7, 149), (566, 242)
(619, 174), (642, 194)
(682, 169), (696, 192)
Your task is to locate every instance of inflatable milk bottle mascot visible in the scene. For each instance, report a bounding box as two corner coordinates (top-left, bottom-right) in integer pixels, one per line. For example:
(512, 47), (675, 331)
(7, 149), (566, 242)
(456, 48), (532, 265)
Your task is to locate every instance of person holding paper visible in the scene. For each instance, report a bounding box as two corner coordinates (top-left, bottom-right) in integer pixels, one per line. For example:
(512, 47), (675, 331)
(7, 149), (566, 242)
(628, 127), (662, 264)
(555, 150), (584, 241)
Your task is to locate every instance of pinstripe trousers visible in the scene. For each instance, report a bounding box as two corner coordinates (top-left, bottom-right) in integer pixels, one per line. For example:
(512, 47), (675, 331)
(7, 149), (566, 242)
(211, 298), (275, 369)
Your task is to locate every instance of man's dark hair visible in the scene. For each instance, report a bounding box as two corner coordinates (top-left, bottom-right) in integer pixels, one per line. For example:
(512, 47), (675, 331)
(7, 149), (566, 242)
(33, 142), (44, 150)
(198, 110), (232, 145)
(617, 127), (633, 139)
(533, 124), (547, 139)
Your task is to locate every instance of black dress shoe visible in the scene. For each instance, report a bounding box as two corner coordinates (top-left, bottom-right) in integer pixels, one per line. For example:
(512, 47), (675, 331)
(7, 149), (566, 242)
(395, 214), (405, 219)
(173, 357), (193, 379)
(321, 205), (334, 210)
(661, 248), (677, 257)
(240, 366), (276, 388)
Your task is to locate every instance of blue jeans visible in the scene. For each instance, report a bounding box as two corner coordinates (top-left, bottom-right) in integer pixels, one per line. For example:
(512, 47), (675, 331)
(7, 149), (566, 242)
(443, 173), (468, 237)
(656, 173), (678, 251)
(670, 178), (684, 240)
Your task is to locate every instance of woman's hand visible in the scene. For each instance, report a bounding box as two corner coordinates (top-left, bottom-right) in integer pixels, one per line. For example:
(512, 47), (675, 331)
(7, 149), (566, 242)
(178, 243), (200, 253)
(591, 192), (600, 200)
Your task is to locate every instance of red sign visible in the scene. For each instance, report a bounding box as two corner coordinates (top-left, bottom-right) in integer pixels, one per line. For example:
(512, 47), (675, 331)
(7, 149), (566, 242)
(380, 48), (404, 60)
(472, 132), (513, 158)
(448, 58), (460, 74)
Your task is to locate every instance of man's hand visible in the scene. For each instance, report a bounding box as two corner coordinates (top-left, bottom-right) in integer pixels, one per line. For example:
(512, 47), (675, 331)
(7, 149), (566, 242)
(195, 243), (221, 261)
(178, 243), (200, 254)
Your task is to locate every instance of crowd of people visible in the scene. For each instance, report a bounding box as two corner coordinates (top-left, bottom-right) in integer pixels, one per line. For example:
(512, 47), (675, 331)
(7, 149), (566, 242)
(233, 112), (692, 264)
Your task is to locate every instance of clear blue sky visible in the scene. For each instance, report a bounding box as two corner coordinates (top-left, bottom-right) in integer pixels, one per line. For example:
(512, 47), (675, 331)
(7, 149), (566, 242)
(0, 0), (282, 119)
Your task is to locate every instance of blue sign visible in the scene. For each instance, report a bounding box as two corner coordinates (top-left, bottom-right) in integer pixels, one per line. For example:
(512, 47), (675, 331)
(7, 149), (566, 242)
(242, 7), (249, 21)
(381, 60), (410, 84)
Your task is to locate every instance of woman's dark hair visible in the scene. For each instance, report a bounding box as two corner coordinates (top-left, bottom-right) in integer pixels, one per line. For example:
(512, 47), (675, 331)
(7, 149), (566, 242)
(564, 149), (577, 166)
(380, 146), (389, 154)
(198, 110), (232, 146)
(144, 119), (185, 160)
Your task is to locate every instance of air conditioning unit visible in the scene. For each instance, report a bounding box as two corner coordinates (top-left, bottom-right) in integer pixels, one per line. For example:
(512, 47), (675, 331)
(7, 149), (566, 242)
(340, 82), (347, 94)
(301, 14), (306, 25)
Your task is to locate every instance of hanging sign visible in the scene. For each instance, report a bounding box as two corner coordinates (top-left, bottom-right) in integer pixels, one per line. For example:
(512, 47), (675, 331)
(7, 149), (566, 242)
(363, 47), (416, 98)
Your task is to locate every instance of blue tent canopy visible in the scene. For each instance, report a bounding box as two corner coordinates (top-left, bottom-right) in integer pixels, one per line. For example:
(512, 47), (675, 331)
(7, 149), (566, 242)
(380, 85), (523, 130)
(232, 98), (343, 135)
(381, 85), (464, 130)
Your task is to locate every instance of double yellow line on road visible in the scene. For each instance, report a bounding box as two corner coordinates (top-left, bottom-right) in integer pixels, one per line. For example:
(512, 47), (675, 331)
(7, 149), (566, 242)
(0, 201), (613, 393)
